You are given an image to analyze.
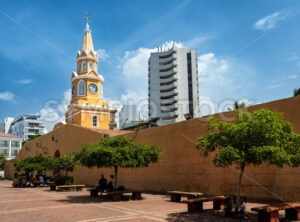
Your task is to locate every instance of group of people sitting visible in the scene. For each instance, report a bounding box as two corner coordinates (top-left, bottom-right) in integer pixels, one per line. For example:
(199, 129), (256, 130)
(14, 171), (50, 187)
(97, 174), (115, 195)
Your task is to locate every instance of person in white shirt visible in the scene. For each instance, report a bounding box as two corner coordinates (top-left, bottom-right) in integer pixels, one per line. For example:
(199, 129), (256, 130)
(39, 175), (44, 185)
(108, 175), (115, 191)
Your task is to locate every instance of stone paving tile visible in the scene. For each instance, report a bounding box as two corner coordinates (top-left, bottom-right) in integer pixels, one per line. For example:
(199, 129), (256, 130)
(1, 204), (130, 222)
(0, 180), (278, 222)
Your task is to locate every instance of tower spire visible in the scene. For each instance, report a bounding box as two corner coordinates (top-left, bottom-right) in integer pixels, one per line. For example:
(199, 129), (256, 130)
(85, 13), (90, 32)
(81, 13), (94, 52)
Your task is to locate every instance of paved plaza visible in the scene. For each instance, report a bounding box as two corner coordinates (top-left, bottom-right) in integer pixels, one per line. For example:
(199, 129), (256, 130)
(0, 180), (272, 222)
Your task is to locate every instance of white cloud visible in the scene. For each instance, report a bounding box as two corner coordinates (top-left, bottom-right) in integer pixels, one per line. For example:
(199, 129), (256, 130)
(122, 48), (154, 78)
(287, 74), (298, 79)
(198, 53), (229, 82)
(0, 91), (16, 102)
(197, 52), (255, 107)
(254, 10), (291, 31)
(17, 79), (33, 84)
(97, 49), (109, 60)
(39, 89), (71, 131)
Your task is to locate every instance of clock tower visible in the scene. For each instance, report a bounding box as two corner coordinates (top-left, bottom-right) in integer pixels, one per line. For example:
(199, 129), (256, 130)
(65, 17), (110, 129)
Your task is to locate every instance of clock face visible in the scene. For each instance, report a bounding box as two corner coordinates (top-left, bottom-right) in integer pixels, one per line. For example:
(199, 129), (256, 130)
(72, 86), (75, 96)
(88, 83), (98, 94)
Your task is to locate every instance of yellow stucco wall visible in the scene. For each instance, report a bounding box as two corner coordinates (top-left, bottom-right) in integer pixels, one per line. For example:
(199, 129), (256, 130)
(5, 96), (300, 201)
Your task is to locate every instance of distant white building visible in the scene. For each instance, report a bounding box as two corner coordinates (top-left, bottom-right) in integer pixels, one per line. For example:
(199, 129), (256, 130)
(0, 117), (14, 134)
(119, 105), (140, 129)
(0, 133), (22, 160)
(10, 115), (45, 141)
(148, 46), (200, 125)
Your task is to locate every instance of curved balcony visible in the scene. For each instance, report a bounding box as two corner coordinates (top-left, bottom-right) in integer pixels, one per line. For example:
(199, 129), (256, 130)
(161, 114), (178, 120)
(160, 86), (176, 93)
(161, 107), (178, 119)
(161, 103), (177, 110)
(159, 61), (177, 71)
(159, 54), (176, 65)
(160, 96), (178, 106)
(160, 88), (178, 98)
(159, 63), (177, 72)
(160, 67), (177, 79)
(160, 75), (177, 85)
(160, 83), (177, 92)
(159, 49), (176, 59)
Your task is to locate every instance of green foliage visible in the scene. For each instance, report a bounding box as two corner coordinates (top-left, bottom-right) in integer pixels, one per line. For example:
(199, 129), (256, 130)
(294, 88), (300, 97)
(56, 176), (74, 185)
(14, 155), (52, 172)
(196, 109), (300, 168)
(77, 136), (162, 169)
(22, 135), (42, 146)
(0, 154), (6, 170)
(52, 153), (78, 177)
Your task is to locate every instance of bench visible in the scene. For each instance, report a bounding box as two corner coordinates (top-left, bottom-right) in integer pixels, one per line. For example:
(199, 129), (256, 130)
(88, 188), (142, 200)
(167, 191), (203, 202)
(186, 195), (226, 212)
(107, 190), (128, 201)
(87, 188), (100, 197)
(57, 185), (85, 192)
(46, 182), (56, 191)
(251, 202), (300, 222)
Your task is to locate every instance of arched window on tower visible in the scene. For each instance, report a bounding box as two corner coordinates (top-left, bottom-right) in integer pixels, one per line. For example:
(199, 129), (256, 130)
(78, 80), (85, 96)
(81, 61), (86, 72)
(89, 62), (93, 71)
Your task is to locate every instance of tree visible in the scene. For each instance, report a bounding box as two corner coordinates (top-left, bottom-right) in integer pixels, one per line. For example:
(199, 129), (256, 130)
(228, 101), (247, 111)
(294, 88), (300, 97)
(52, 153), (78, 177)
(14, 155), (52, 172)
(76, 136), (162, 188)
(196, 109), (300, 213)
(0, 154), (6, 171)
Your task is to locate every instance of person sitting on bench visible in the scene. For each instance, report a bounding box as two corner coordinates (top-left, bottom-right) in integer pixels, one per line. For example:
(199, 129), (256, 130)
(107, 175), (115, 191)
(97, 174), (107, 195)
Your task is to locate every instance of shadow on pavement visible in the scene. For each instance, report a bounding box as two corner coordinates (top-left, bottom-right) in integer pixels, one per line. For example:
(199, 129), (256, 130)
(55, 194), (138, 204)
(166, 211), (258, 222)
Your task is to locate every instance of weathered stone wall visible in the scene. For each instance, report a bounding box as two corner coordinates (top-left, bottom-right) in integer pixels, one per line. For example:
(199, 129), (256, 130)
(5, 96), (300, 201)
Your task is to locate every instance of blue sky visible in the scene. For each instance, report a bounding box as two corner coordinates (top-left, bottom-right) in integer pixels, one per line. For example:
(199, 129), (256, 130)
(0, 0), (300, 131)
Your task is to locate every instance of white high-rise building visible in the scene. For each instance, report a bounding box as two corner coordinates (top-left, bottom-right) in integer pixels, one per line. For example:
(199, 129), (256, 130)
(119, 105), (139, 129)
(0, 133), (22, 160)
(0, 117), (14, 134)
(10, 115), (45, 141)
(148, 46), (199, 125)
